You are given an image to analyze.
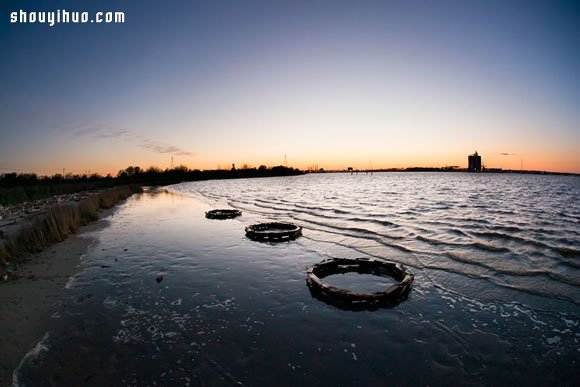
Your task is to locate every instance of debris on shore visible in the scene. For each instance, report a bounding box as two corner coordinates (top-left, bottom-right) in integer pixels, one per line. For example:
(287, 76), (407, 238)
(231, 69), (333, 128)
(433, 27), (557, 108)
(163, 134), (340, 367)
(0, 185), (143, 281)
(0, 192), (98, 242)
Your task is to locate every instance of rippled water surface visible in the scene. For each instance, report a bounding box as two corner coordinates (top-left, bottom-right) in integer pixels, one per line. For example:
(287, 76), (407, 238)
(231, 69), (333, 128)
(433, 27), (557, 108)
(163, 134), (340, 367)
(15, 173), (579, 385)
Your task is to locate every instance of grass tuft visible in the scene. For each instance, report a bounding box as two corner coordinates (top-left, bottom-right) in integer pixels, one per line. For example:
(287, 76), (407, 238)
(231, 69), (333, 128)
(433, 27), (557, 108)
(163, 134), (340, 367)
(98, 185), (142, 209)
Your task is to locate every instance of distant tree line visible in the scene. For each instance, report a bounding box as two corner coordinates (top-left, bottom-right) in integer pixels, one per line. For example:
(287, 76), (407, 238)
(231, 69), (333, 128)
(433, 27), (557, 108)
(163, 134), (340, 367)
(113, 164), (302, 185)
(0, 165), (302, 206)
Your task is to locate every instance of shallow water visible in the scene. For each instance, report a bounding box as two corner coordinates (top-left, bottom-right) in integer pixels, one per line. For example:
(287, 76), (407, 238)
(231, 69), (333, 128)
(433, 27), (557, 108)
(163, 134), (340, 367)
(14, 173), (580, 386)
(321, 272), (400, 294)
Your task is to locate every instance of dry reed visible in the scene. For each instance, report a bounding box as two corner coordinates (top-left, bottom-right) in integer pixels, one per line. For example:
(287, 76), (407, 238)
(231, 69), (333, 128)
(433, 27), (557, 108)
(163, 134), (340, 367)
(0, 185), (142, 278)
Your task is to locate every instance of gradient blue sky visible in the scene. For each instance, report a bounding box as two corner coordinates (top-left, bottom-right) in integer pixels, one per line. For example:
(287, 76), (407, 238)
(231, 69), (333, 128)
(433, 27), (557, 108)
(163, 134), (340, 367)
(1, 0), (579, 174)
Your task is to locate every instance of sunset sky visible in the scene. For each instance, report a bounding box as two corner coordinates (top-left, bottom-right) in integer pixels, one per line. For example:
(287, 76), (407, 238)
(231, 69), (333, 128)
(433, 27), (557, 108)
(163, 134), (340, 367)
(1, 0), (579, 175)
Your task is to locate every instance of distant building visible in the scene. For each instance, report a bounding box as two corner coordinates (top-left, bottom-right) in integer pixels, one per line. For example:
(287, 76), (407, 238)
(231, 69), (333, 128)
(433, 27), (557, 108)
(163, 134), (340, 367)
(468, 151), (482, 172)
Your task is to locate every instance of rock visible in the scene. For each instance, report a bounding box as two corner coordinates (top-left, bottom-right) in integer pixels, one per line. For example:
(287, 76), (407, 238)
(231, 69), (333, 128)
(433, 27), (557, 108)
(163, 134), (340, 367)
(156, 275), (163, 283)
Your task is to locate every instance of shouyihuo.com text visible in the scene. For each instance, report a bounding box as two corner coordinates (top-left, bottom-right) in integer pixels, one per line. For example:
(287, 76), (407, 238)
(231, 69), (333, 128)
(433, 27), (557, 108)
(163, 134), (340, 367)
(10, 9), (125, 26)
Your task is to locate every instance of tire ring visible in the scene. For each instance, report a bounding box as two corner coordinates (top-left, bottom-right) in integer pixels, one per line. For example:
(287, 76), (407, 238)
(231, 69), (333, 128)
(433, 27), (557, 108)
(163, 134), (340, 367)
(245, 222), (302, 241)
(205, 209), (242, 219)
(306, 258), (414, 309)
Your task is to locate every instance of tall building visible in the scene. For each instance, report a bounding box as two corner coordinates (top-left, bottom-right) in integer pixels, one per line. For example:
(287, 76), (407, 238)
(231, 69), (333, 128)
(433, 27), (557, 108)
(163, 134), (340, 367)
(468, 151), (482, 172)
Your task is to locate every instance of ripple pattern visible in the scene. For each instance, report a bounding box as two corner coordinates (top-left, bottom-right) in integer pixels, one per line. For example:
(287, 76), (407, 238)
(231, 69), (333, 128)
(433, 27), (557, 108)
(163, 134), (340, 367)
(171, 172), (580, 306)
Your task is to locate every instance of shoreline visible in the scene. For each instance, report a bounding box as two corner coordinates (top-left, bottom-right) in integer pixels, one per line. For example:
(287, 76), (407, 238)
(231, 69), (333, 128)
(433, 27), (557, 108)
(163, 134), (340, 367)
(0, 185), (142, 280)
(0, 185), (141, 386)
(0, 207), (118, 386)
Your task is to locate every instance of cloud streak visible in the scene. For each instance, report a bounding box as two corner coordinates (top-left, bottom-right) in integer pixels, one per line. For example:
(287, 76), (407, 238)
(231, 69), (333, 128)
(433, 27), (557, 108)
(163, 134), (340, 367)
(69, 123), (193, 156)
(140, 140), (192, 156)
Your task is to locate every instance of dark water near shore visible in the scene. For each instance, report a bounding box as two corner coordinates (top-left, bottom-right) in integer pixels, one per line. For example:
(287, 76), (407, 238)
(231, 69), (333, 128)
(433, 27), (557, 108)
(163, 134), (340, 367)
(15, 173), (579, 385)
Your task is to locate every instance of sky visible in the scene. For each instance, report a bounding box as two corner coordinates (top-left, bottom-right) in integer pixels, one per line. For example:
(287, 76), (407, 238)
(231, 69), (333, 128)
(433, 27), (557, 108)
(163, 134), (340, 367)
(1, 0), (579, 175)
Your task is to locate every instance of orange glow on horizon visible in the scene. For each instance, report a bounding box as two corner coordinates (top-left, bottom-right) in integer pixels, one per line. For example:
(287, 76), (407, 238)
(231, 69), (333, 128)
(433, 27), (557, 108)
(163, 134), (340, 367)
(21, 152), (579, 177)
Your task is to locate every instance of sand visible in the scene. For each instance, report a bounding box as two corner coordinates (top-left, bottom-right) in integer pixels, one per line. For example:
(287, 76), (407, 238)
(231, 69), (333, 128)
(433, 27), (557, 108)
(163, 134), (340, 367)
(0, 208), (115, 386)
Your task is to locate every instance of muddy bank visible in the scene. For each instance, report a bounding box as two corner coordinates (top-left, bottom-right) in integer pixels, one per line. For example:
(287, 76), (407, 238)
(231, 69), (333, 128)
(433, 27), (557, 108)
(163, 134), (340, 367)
(0, 185), (142, 280)
(0, 208), (117, 386)
(0, 186), (142, 386)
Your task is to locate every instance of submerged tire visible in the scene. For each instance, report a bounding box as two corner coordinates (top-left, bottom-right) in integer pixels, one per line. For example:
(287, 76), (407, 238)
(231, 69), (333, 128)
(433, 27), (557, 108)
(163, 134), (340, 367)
(306, 258), (414, 310)
(205, 209), (242, 219)
(245, 222), (302, 241)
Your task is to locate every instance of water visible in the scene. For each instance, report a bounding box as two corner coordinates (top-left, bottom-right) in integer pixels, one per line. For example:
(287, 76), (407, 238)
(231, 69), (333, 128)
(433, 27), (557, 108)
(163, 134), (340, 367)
(14, 173), (579, 385)
(322, 272), (400, 294)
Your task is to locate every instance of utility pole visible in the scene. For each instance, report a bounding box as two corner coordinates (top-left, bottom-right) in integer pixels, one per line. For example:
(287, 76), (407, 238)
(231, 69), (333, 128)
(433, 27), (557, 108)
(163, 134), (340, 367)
(284, 154), (288, 167)
(171, 156), (174, 169)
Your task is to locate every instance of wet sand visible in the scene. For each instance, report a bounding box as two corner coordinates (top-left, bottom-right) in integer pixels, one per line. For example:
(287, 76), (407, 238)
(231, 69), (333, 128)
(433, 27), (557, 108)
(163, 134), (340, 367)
(0, 209), (115, 386)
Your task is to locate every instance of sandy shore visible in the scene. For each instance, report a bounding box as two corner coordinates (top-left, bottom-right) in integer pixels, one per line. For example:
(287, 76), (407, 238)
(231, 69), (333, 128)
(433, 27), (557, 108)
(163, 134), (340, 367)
(0, 208), (116, 386)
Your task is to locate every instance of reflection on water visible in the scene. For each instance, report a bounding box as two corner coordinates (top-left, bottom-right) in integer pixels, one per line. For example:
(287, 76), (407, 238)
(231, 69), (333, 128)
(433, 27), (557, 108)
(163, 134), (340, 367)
(15, 176), (580, 385)
(321, 272), (399, 294)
